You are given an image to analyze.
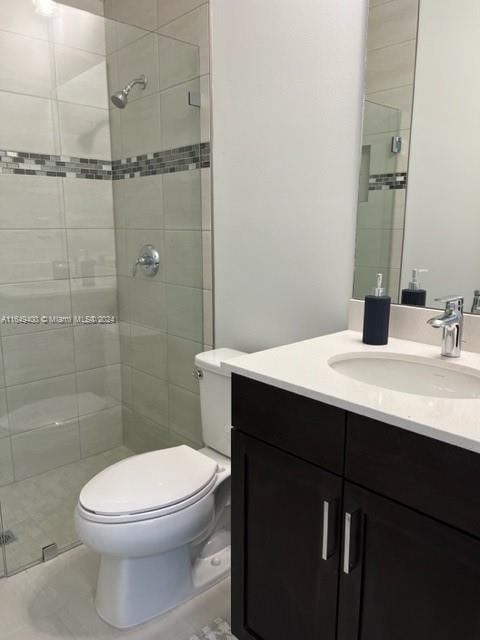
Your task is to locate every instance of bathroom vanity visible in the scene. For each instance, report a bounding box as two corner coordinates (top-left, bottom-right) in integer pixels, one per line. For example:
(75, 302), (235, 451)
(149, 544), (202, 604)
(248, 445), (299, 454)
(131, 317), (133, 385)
(226, 331), (480, 640)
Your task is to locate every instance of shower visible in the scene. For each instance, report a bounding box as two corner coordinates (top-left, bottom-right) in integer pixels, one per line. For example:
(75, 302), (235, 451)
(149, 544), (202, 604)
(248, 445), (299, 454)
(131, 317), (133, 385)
(110, 74), (147, 109)
(0, 0), (207, 582)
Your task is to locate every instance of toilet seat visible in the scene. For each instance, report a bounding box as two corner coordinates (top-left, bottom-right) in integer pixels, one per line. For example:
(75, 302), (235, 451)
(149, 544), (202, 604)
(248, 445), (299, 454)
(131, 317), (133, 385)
(78, 446), (220, 524)
(77, 475), (218, 524)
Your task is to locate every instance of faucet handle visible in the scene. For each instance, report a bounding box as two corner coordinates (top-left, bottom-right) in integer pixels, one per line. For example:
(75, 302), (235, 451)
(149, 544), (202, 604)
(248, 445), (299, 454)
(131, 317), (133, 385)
(435, 295), (464, 303)
(435, 295), (464, 312)
(472, 291), (480, 314)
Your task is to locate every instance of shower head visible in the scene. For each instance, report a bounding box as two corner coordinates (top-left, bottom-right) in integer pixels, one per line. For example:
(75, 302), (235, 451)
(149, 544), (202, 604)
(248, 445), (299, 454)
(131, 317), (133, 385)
(111, 90), (128, 109)
(110, 75), (147, 109)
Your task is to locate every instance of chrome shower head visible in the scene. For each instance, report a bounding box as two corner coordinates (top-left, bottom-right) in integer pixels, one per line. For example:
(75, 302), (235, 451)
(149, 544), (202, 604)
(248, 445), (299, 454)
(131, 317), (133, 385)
(110, 75), (147, 109)
(111, 90), (128, 109)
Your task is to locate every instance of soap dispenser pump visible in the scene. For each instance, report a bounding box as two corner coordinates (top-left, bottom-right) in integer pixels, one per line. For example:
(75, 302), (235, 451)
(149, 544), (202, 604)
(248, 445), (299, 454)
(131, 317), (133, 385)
(363, 273), (391, 345)
(401, 268), (428, 307)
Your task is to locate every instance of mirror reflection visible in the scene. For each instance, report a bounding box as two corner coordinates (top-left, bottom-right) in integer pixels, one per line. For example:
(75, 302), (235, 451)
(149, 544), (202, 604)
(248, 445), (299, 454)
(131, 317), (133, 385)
(353, 0), (480, 313)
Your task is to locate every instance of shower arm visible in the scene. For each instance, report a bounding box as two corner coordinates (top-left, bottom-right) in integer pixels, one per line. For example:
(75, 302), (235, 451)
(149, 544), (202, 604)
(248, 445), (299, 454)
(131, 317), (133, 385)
(124, 75), (147, 95)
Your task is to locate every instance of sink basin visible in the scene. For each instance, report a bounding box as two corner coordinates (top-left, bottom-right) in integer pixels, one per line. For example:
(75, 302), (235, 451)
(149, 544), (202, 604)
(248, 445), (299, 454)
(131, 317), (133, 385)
(329, 353), (480, 399)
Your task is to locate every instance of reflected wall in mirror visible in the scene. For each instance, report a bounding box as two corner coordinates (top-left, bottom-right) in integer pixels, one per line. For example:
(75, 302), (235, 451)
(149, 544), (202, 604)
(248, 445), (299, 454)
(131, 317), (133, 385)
(354, 0), (480, 312)
(354, 0), (418, 303)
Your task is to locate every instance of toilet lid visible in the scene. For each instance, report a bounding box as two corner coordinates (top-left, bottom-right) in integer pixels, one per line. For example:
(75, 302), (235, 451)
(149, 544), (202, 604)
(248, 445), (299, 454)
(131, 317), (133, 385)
(79, 446), (218, 516)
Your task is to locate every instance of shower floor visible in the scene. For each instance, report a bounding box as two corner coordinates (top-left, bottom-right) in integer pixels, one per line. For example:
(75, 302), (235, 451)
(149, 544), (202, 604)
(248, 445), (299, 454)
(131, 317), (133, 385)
(0, 446), (133, 576)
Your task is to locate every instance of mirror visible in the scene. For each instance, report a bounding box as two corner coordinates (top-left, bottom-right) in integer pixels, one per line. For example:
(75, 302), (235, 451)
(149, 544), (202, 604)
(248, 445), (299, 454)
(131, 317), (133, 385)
(353, 0), (480, 313)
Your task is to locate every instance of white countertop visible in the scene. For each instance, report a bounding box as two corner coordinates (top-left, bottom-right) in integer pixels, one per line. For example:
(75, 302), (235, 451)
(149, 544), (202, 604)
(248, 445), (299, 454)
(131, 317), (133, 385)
(223, 330), (480, 454)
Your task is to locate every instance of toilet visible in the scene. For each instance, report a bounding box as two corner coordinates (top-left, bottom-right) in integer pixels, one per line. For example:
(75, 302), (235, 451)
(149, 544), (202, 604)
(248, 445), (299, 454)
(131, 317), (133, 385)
(75, 348), (245, 629)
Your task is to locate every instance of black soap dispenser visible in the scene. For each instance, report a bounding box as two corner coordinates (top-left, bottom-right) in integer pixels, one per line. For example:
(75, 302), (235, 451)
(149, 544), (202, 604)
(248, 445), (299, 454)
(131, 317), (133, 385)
(401, 268), (428, 307)
(363, 273), (391, 345)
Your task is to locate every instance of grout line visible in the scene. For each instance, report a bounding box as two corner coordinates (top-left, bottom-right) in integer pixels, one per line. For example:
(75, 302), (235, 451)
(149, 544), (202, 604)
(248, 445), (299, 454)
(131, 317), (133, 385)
(367, 37), (417, 55)
(0, 358), (122, 391)
(156, 2), (209, 32)
(123, 404), (168, 433)
(1, 363), (121, 393)
(366, 82), (414, 96)
(363, 125), (411, 137)
(0, 26), (107, 57)
(119, 317), (204, 347)
(0, 87), (110, 110)
(369, 0), (417, 8)
(114, 226), (202, 232)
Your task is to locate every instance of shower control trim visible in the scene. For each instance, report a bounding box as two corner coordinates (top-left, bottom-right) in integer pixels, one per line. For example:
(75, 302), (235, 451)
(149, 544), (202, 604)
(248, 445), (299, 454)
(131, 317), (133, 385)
(133, 244), (160, 277)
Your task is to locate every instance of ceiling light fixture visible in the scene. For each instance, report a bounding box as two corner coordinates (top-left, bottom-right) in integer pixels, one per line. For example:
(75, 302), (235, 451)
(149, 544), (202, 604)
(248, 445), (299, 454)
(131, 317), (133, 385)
(32, 0), (59, 17)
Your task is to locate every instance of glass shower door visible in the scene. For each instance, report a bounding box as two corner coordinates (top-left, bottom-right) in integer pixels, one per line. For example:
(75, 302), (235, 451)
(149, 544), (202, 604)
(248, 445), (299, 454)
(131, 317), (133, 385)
(0, 0), (210, 576)
(0, 0), (128, 576)
(109, 25), (207, 455)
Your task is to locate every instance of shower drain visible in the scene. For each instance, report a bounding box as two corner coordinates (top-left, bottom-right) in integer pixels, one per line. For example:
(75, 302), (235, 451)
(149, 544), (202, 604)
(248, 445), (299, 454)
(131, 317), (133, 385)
(0, 530), (16, 545)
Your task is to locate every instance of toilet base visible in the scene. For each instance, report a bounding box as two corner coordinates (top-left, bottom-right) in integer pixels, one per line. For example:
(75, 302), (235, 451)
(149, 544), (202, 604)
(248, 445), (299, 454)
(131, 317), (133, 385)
(95, 543), (231, 629)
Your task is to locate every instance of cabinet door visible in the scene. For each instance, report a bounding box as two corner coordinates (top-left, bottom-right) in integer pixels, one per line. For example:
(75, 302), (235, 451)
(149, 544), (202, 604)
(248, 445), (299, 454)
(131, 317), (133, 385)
(232, 429), (342, 640)
(338, 482), (480, 640)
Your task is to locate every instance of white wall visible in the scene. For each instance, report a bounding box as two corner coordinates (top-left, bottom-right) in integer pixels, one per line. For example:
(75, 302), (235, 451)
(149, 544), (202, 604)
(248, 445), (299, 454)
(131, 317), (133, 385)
(402, 0), (480, 310)
(211, 0), (368, 352)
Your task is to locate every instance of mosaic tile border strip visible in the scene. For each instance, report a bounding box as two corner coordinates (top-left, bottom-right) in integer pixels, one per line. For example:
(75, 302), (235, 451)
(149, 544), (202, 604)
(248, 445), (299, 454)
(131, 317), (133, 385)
(369, 172), (407, 191)
(0, 150), (112, 179)
(0, 142), (211, 181)
(112, 142), (210, 180)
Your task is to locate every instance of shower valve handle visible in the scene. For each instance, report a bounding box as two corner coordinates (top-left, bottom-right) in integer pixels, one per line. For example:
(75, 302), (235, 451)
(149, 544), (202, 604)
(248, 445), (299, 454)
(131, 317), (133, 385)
(132, 255), (152, 275)
(132, 245), (160, 278)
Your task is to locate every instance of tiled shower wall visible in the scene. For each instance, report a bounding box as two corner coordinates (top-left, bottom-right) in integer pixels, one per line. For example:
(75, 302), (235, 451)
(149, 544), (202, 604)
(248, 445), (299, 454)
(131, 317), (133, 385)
(104, 1), (213, 452)
(354, 0), (419, 300)
(56, 0), (104, 15)
(0, 1), (121, 488)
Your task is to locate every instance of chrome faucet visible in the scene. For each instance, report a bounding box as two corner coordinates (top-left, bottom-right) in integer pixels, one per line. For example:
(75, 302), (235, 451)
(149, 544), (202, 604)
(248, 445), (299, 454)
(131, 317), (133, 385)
(427, 296), (464, 357)
(471, 290), (480, 315)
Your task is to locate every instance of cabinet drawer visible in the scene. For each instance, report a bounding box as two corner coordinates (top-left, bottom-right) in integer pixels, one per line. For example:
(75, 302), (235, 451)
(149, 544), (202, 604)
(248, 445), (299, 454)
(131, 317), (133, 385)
(346, 413), (480, 538)
(232, 374), (345, 474)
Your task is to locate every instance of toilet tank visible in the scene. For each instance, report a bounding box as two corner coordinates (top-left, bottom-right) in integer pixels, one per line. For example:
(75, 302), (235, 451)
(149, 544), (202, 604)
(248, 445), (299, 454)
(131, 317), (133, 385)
(194, 348), (246, 457)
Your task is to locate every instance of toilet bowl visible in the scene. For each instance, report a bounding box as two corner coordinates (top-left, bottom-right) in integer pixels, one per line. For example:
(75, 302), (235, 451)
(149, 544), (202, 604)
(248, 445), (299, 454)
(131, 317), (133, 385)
(75, 348), (245, 629)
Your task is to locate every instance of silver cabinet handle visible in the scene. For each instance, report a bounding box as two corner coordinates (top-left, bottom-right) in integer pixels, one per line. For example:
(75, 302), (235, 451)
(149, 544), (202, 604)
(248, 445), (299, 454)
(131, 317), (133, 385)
(343, 510), (362, 574)
(322, 500), (330, 561)
(343, 512), (352, 574)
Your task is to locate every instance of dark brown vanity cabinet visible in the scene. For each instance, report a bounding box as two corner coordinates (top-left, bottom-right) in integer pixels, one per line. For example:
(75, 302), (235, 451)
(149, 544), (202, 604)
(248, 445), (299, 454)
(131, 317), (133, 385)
(338, 482), (480, 640)
(231, 374), (480, 640)
(232, 430), (342, 640)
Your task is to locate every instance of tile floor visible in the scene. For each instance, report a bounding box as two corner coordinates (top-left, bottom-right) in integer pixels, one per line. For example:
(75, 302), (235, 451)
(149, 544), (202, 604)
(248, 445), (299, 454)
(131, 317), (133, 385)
(0, 545), (231, 639)
(0, 446), (134, 575)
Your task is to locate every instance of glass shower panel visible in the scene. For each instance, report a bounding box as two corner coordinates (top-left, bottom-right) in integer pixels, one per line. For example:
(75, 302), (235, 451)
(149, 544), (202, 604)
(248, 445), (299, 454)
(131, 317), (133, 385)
(0, 0), (207, 578)
(0, 0), (130, 576)
(353, 100), (403, 300)
(109, 26), (206, 456)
